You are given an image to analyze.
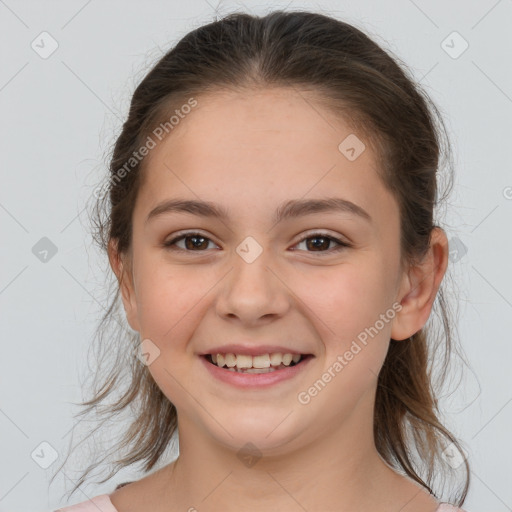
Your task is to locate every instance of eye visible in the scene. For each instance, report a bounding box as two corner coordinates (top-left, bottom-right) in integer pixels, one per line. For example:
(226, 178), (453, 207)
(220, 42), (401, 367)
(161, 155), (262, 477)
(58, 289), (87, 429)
(292, 232), (351, 254)
(163, 231), (351, 254)
(163, 232), (219, 252)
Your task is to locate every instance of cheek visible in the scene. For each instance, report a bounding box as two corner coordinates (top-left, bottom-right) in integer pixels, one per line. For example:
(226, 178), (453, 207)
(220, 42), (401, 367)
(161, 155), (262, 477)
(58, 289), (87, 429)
(302, 261), (394, 376)
(135, 266), (208, 407)
(302, 261), (391, 330)
(133, 262), (205, 348)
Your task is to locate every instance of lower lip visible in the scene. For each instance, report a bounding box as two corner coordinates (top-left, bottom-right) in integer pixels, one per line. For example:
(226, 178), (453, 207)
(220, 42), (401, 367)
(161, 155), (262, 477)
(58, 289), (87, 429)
(200, 355), (314, 388)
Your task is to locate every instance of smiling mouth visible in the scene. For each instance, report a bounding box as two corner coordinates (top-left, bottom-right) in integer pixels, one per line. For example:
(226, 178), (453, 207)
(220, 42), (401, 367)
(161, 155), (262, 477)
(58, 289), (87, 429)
(202, 353), (312, 374)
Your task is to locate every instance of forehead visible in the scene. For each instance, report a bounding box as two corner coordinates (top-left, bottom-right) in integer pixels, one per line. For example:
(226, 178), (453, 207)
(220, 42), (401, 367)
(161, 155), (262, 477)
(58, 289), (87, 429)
(136, 87), (396, 226)
(162, 87), (368, 158)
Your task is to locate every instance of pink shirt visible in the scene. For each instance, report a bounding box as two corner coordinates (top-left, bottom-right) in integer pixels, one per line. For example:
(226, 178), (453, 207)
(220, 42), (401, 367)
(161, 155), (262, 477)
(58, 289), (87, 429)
(54, 494), (467, 511)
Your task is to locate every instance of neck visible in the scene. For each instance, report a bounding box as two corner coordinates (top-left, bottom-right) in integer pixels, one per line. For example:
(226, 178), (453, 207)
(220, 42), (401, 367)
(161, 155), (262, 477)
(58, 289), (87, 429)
(160, 388), (408, 511)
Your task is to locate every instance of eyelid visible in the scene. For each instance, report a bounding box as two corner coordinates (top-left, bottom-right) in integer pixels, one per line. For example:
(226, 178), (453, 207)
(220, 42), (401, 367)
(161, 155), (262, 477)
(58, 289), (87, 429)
(163, 229), (352, 254)
(291, 230), (352, 254)
(294, 229), (351, 244)
(163, 230), (220, 250)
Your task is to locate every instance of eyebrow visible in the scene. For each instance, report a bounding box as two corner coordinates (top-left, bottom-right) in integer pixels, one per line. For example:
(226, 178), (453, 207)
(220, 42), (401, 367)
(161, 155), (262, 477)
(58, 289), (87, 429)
(145, 197), (372, 226)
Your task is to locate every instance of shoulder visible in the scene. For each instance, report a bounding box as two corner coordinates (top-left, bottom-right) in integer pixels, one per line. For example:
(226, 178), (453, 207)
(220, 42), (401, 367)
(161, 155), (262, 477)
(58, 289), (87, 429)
(108, 464), (175, 510)
(54, 483), (132, 512)
(436, 504), (468, 512)
(55, 464), (174, 511)
(54, 493), (119, 512)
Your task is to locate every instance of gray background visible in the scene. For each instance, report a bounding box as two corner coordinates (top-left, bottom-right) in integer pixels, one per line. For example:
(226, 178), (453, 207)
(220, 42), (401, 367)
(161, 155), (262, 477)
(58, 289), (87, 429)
(1, 0), (511, 511)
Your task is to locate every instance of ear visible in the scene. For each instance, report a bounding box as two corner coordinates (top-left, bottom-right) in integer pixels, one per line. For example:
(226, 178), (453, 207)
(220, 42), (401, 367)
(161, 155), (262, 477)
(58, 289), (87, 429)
(391, 227), (449, 341)
(108, 238), (140, 332)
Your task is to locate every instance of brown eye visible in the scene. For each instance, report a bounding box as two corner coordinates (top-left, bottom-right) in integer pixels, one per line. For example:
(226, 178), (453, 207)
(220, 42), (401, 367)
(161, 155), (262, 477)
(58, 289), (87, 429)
(163, 231), (350, 255)
(164, 232), (217, 251)
(293, 233), (351, 254)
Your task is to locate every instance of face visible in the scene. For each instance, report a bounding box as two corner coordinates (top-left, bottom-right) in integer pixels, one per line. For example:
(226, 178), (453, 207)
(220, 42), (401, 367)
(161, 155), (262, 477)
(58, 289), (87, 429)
(114, 87), (420, 455)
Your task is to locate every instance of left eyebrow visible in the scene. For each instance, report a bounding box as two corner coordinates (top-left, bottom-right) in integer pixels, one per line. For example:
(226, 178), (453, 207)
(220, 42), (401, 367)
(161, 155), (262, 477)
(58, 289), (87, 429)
(145, 197), (372, 226)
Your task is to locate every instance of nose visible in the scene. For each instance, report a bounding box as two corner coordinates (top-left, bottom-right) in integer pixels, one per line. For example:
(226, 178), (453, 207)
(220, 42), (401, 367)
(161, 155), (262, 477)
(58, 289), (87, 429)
(215, 248), (291, 326)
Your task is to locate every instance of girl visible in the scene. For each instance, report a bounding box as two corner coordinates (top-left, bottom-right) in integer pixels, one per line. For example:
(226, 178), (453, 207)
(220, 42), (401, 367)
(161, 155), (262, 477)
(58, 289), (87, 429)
(54, 9), (471, 512)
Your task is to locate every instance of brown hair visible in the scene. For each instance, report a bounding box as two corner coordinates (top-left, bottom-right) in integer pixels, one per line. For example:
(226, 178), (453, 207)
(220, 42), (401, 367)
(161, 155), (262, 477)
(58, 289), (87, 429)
(52, 10), (471, 505)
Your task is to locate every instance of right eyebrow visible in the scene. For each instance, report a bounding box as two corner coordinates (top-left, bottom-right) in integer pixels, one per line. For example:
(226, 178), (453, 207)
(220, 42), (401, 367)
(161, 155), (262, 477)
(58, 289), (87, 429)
(144, 197), (373, 226)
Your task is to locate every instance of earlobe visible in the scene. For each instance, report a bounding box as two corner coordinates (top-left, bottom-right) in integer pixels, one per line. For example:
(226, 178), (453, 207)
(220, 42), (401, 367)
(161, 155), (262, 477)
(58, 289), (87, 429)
(108, 239), (140, 333)
(108, 238), (122, 282)
(391, 227), (449, 341)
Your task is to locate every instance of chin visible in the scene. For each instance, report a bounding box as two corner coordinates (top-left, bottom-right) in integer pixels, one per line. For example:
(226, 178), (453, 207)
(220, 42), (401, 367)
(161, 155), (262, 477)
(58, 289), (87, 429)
(207, 411), (306, 455)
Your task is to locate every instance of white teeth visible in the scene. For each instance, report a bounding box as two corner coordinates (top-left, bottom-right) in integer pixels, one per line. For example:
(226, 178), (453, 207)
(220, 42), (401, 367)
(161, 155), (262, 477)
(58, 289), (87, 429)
(210, 352), (302, 370)
(282, 353), (293, 365)
(225, 353), (237, 367)
(244, 367), (277, 374)
(269, 353), (282, 366)
(252, 354), (270, 368)
(236, 354), (252, 369)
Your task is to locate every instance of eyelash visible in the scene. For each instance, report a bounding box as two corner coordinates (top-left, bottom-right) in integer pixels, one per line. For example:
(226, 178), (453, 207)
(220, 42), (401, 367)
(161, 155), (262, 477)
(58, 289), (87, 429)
(162, 231), (352, 255)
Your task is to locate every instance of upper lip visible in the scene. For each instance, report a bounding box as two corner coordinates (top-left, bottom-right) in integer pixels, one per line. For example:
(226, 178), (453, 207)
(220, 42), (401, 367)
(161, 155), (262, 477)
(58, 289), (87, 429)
(199, 344), (311, 357)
